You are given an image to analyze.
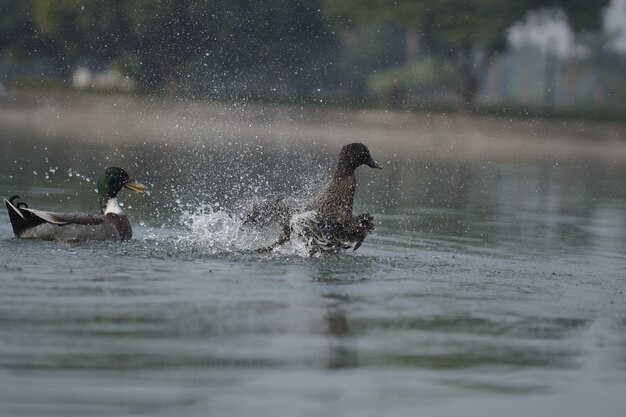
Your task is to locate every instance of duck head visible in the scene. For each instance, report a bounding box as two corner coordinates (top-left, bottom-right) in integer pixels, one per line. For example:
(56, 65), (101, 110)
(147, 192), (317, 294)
(334, 143), (382, 177)
(97, 167), (147, 214)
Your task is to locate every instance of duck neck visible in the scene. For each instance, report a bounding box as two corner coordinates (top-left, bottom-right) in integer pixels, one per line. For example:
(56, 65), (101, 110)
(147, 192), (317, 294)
(102, 198), (124, 215)
(333, 159), (357, 179)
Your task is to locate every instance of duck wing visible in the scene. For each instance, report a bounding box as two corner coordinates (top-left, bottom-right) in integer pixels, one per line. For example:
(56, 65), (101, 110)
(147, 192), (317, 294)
(5, 197), (48, 236)
(347, 213), (375, 251)
(23, 208), (105, 225)
(243, 194), (294, 226)
(5, 196), (104, 238)
(305, 213), (374, 252)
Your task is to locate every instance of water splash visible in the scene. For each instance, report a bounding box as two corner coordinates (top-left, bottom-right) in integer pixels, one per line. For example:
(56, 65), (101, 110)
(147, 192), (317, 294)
(272, 211), (320, 258)
(66, 168), (94, 185)
(175, 204), (275, 254)
(172, 203), (323, 258)
(180, 208), (245, 252)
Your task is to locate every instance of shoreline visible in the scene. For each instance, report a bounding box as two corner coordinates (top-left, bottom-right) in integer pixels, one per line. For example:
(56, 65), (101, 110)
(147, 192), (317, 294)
(2, 91), (626, 163)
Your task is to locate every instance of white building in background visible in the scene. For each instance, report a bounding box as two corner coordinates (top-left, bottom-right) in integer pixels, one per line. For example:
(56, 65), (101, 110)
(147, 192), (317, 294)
(71, 66), (136, 91)
(507, 0), (626, 57)
(507, 8), (577, 58)
(604, 0), (626, 53)
(482, 0), (626, 108)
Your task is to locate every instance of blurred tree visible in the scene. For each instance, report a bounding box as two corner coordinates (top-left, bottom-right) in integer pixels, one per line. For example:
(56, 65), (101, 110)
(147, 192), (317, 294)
(21, 0), (334, 95)
(121, 0), (217, 91)
(0, 0), (31, 53)
(30, 0), (129, 72)
(367, 57), (458, 107)
(323, 0), (610, 111)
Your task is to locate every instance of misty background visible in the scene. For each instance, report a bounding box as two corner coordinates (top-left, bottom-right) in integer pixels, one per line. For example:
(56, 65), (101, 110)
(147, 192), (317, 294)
(1, 0), (625, 118)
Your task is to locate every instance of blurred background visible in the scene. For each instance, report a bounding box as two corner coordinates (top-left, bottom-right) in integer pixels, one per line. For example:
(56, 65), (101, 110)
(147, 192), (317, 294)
(1, 0), (625, 119)
(1, 3), (626, 417)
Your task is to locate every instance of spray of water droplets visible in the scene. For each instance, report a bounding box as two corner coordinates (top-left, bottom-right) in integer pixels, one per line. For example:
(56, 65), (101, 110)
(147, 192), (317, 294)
(168, 202), (322, 257)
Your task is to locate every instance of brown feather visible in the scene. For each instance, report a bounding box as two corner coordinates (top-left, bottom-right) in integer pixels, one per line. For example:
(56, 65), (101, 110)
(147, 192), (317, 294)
(103, 213), (133, 241)
(305, 176), (355, 223)
(258, 143), (380, 254)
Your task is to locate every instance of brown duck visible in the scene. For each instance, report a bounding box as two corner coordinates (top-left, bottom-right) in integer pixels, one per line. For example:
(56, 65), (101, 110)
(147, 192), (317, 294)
(259, 143), (382, 254)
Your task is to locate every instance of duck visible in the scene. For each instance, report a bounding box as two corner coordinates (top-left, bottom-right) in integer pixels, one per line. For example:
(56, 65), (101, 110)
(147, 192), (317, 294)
(4, 166), (147, 241)
(259, 143), (381, 254)
(242, 194), (294, 227)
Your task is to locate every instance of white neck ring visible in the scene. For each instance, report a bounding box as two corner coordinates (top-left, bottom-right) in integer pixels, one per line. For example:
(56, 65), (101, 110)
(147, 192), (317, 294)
(104, 198), (124, 215)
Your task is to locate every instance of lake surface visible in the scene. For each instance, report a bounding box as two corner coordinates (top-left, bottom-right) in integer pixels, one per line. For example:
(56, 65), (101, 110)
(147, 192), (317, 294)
(1, 107), (626, 416)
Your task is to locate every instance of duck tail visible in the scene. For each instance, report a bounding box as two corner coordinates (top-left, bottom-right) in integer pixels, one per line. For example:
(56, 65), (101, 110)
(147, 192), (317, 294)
(4, 195), (45, 237)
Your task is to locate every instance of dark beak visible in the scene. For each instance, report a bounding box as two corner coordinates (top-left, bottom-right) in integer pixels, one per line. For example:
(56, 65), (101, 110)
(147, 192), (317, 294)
(367, 157), (382, 170)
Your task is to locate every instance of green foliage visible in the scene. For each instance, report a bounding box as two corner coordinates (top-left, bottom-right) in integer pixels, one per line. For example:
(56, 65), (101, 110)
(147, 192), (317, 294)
(0, 0), (615, 110)
(514, 0), (609, 31)
(323, 0), (611, 109)
(367, 58), (458, 96)
(4, 0), (335, 92)
(0, 0), (37, 59)
(324, 0), (610, 46)
(31, 0), (128, 60)
(576, 33), (626, 111)
(336, 23), (405, 92)
(325, 0), (512, 46)
(10, 76), (70, 91)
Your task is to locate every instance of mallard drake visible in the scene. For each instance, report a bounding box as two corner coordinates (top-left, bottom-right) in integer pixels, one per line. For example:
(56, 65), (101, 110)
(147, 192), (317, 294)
(4, 167), (146, 241)
(259, 143), (381, 254)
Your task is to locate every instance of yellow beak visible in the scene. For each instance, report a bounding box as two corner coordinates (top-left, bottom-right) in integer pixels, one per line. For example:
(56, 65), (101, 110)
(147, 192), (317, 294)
(124, 179), (147, 193)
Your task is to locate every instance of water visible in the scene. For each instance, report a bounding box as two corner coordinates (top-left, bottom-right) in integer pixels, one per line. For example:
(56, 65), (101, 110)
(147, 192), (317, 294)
(1, 105), (626, 416)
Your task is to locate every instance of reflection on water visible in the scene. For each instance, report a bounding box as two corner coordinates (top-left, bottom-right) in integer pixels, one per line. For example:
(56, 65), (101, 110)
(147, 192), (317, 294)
(1, 127), (626, 416)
